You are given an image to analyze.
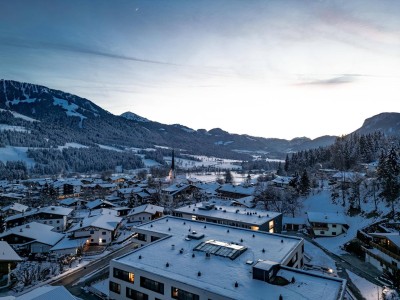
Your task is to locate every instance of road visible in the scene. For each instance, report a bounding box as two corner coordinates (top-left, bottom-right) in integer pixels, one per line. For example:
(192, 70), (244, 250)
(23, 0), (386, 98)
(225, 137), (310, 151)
(51, 241), (138, 299)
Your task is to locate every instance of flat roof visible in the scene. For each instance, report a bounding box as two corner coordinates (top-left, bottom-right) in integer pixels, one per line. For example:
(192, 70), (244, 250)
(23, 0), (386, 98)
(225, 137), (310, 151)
(113, 217), (345, 300)
(175, 203), (281, 225)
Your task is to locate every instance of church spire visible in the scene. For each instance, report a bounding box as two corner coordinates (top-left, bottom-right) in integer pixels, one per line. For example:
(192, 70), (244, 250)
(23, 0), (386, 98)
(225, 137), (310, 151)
(169, 149), (176, 182)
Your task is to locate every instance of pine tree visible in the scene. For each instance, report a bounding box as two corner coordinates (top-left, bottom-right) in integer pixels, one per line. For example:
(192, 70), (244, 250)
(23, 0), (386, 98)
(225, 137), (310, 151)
(377, 148), (400, 218)
(299, 169), (310, 196)
(284, 154), (290, 173)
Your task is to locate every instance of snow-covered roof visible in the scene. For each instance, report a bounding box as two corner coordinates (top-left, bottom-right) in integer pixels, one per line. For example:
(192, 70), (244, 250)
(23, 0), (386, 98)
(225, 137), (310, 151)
(271, 176), (294, 185)
(0, 241), (22, 261)
(127, 204), (164, 216)
(0, 222), (64, 246)
(68, 213), (122, 232)
(16, 285), (76, 300)
(115, 217), (345, 300)
(307, 212), (347, 225)
(86, 199), (116, 210)
(59, 197), (80, 206)
(5, 206), (73, 222)
(1, 202), (29, 213)
(283, 216), (307, 225)
(50, 236), (88, 251)
(175, 203), (280, 226)
(370, 232), (400, 249)
(162, 183), (191, 194)
(234, 196), (254, 208)
(218, 184), (255, 196)
(195, 182), (221, 191)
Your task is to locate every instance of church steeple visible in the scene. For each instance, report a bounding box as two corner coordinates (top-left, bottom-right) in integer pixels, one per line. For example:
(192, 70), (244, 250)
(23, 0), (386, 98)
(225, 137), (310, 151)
(169, 149), (175, 182)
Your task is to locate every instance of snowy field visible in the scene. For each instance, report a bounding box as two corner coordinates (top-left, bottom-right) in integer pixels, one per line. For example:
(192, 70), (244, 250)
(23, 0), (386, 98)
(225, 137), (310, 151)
(0, 146), (35, 167)
(57, 142), (89, 150)
(0, 124), (30, 133)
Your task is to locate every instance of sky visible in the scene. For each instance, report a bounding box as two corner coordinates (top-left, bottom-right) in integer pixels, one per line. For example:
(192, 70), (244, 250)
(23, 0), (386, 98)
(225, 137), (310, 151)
(0, 0), (399, 140)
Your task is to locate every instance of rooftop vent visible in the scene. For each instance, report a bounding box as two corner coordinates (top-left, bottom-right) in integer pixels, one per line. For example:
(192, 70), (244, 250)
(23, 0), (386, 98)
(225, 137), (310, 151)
(51, 207), (55, 210)
(197, 271), (201, 277)
(281, 239), (283, 243)
(171, 244), (175, 250)
(246, 260), (253, 265)
(166, 262), (169, 267)
(234, 281), (239, 288)
(19, 228), (23, 232)
(26, 224), (30, 229)
(139, 255), (142, 259)
(192, 253), (195, 258)
(204, 225), (207, 229)
(262, 248), (265, 253)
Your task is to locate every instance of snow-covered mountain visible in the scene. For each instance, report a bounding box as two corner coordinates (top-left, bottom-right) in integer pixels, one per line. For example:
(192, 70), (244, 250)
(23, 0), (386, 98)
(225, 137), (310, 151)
(6, 79), (394, 160)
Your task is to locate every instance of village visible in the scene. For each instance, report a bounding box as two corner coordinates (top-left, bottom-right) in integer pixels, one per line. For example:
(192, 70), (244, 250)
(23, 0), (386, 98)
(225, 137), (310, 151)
(0, 151), (398, 300)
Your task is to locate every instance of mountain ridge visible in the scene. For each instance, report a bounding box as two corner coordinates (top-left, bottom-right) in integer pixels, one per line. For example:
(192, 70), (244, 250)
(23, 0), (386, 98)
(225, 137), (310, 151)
(0, 79), (397, 160)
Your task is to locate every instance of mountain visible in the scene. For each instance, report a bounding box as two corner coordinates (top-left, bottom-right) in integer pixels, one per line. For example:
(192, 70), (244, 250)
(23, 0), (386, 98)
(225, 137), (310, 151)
(353, 112), (400, 137)
(0, 79), (337, 162)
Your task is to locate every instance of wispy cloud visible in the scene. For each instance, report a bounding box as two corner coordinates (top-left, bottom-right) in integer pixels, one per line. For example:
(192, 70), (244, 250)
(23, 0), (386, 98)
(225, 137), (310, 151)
(296, 75), (357, 86)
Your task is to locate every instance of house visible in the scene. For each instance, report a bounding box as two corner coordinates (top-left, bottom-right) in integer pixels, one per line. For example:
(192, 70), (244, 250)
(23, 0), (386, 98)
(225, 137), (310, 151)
(50, 236), (87, 256)
(307, 212), (349, 237)
(109, 216), (346, 300)
(216, 184), (255, 199)
(331, 172), (366, 186)
(363, 232), (400, 275)
(5, 206), (73, 232)
(173, 202), (282, 233)
(67, 213), (122, 245)
(160, 183), (196, 204)
(283, 216), (307, 231)
(1, 203), (29, 217)
(126, 204), (164, 224)
(271, 176), (294, 188)
(86, 199), (117, 210)
(0, 241), (22, 287)
(0, 222), (64, 254)
(59, 197), (85, 209)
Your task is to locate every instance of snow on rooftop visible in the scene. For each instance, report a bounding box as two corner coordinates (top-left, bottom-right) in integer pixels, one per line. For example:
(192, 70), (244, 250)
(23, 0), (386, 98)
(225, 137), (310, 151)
(218, 184), (255, 196)
(1, 202), (29, 213)
(128, 204), (164, 216)
(370, 232), (400, 248)
(16, 285), (75, 300)
(5, 206), (72, 222)
(116, 217), (344, 300)
(68, 213), (122, 232)
(307, 212), (348, 225)
(0, 222), (64, 246)
(175, 202), (280, 225)
(50, 236), (87, 251)
(0, 241), (22, 261)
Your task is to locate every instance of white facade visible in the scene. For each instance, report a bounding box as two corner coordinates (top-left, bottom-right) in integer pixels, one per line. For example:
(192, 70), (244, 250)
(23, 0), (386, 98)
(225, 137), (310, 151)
(312, 223), (347, 237)
(73, 227), (113, 245)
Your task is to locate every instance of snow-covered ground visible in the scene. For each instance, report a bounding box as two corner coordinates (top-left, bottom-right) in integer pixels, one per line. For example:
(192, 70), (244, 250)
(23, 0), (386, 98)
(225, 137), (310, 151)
(347, 270), (383, 300)
(304, 240), (337, 273)
(0, 124), (30, 133)
(91, 278), (109, 296)
(96, 144), (123, 152)
(299, 188), (388, 253)
(0, 146), (35, 167)
(57, 142), (89, 150)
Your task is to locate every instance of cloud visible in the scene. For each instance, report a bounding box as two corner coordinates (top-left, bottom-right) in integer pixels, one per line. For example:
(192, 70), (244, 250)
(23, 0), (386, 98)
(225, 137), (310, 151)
(296, 75), (357, 86)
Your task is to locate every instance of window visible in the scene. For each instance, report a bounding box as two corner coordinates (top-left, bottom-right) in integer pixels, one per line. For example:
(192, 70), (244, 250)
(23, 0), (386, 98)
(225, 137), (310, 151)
(109, 281), (121, 294)
(90, 230), (95, 234)
(102, 232), (107, 235)
(44, 221), (47, 224)
(113, 268), (135, 283)
(57, 220), (60, 223)
(90, 239), (94, 242)
(49, 220), (53, 224)
(137, 233), (147, 242)
(57, 227), (60, 230)
(126, 287), (148, 300)
(332, 232), (337, 236)
(140, 276), (164, 294)
(332, 224), (337, 228)
(171, 287), (199, 300)
(320, 231), (325, 235)
(101, 239), (106, 243)
(151, 236), (160, 242)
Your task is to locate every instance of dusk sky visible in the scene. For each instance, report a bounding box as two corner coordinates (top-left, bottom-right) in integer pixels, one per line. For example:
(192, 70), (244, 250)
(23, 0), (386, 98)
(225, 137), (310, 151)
(1, 0), (399, 139)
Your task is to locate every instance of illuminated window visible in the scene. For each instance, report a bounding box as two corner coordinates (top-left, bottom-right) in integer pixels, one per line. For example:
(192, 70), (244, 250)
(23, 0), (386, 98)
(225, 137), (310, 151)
(251, 226), (259, 231)
(269, 220), (274, 230)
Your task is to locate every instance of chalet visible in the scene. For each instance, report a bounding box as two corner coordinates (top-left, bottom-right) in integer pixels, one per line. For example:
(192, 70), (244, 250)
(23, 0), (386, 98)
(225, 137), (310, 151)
(52, 179), (82, 199)
(67, 213), (122, 245)
(307, 212), (349, 237)
(0, 241), (22, 287)
(86, 199), (117, 210)
(364, 232), (400, 275)
(59, 197), (86, 209)
(126, 204), (164, 224)
(5, 206), (73, 232)
(160, 183), (197, 204)
(1, 203), (29, 217)
(0, 222), (64, 254)
(50, 236), (87, 256)
(283, 216), (307, 231)
(112, 206), (131, 217)
(271, 176), (294, 188)
(331, 172), (366, 185)
(216, 184), (255, 199)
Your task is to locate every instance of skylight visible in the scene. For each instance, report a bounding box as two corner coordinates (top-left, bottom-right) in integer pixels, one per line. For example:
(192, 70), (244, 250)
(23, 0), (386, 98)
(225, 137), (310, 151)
(194, 240), (247, 260)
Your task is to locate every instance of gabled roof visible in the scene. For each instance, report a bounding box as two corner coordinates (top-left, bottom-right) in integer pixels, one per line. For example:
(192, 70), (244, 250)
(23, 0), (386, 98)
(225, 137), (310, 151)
(0, 222), (64, 246)
(50, 236), (88, 252)
(218, 184), (255, 196)
(68, 213), (122, 232)
(271, 176), (294, 185)
(5, 206), (73, 222)
(1, 202), (29, 213)
(128, 204), (164, 217)
(307, 212), (347, 225)
(0, 241), (22, 261)
(332, 172), (366, 182)
(86, 199), (116, 210)
(370, 232), (400, 249)
(59, 198), (80, 206)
